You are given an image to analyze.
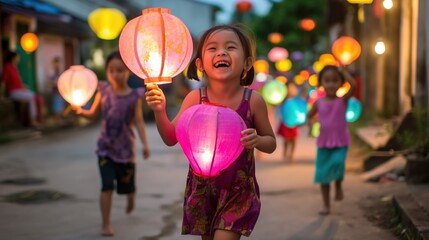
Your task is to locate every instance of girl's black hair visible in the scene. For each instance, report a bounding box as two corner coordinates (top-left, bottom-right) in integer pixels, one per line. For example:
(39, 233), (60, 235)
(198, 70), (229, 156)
(4, 51), (18, 64)
(317, 65), (345, 87)
(105, 50), (123, 69)
(187, 24), (256, 86)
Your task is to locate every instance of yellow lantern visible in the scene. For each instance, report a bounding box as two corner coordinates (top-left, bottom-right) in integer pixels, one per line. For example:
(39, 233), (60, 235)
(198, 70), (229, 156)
(308, 74), (318, 87)
(312, 61), (325, 73)
(347, 0), (373, 3)
(319, 54), (337, 66)
(20, 33), (39, 53)
(332, 36), (361, 65)
(88, 8), (126, 40)
(294, 75), (305, 85)
(275, 59), (292, 72)
(119, 8), (193, 85)
(254, 59), (269, 74)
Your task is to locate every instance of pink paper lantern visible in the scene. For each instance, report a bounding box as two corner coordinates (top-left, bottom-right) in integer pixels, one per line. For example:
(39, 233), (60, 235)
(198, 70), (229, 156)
(176, 103), (246, 177)
(268, 47), (288, 62)
(57, 65), (98, 107)
(119, 8), (193, 85)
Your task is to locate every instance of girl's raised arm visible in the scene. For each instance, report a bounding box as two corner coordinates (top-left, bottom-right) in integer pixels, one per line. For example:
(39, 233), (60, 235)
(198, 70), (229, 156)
(74, 92), (101, 120)
(145, 84), (199, 146)
(341, 68), (357, 101)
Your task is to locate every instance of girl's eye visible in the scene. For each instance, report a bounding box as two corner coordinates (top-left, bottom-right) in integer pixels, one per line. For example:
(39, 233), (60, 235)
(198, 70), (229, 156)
(228, 46), (236, 50)
(207, 47), (216, 51)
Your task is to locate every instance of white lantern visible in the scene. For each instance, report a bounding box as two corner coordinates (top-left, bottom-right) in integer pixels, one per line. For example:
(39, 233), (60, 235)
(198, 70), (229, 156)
(57, 65), (98, 106)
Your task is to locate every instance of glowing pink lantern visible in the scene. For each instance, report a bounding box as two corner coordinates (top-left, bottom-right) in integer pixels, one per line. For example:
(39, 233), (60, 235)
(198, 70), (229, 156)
(268, 47), (288, 62)
(176, 103), (246, 177)
(57, 65), (98, 107)
(119, 8), (193, 85)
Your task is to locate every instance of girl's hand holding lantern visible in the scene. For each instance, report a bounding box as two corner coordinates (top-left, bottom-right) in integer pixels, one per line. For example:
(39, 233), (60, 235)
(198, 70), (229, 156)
(145, 83), (166, 112)
(241, 128), (259, 149)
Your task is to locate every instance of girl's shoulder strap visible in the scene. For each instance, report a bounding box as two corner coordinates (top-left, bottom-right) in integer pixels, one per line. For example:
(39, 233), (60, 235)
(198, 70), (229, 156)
(199, 87), (208, 103)
(244, 87), (252, 102)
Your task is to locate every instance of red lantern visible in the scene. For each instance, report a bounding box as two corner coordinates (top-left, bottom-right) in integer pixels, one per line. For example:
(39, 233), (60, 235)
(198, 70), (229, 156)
(57, 65), (98, 107)
(300, 19), (316, 31)
(119, 8), (193, 85)
(20, 33), (39, 53)
(332, 36), (361, 65)
(236, 0), (253, 13)
(176, 103), (246, 177)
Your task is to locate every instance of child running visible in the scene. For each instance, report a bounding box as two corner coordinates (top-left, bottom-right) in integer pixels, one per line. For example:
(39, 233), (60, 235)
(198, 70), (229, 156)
(307, 65), (356, 215)
(74, 51), (151, 236)
(145, 25), (276, 240)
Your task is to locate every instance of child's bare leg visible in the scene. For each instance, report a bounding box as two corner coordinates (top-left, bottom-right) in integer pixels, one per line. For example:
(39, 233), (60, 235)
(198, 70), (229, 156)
(126, 192), (135, 214)
(334, 180), (344, 201)
(287, 140), (296, 162)
(283, 141), (289, 160)
(319, 184), (330, 215)
(100, 190), (114, 236)
(214, 230), (241, 240)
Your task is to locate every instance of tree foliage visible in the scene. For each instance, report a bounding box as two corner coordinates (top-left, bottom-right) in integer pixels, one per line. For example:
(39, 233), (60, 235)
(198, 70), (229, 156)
(246, 0), (329, 70)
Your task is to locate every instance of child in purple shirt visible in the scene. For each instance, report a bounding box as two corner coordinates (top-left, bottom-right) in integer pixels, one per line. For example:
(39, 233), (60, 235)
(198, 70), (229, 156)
(307, 65), (356, 215)
(75, 51), (150, 236)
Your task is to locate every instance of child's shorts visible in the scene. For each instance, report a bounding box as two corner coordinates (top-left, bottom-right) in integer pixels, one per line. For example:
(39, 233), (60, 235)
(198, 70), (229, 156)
(277, 122), (298, 140)
(98, 156), (135, 194)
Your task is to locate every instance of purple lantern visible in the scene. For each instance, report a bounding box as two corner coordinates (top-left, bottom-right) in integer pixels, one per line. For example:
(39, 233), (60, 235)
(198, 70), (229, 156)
(176, 103), (246, 177)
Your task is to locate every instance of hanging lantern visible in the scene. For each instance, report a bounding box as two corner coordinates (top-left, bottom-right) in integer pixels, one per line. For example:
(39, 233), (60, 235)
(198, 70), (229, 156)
(268, 47), (288, 62)
(275, 59), (292, 72)
(268, 32), (283, 44)
(20, 33), (39, 53)
(254, 59), (269, 74)
(308, 74), (318, 87)
(57, 65), (98, 107)
(319, 53), (337, 66)
(311, 122), (321, 137)
(291, 51), (303, 61)
(176, 103), (246, 177)
(119, 8), (193, 85)
(312, 61), (325, 73)
(346, 97), (362, 122)
(281, 97), (307, 127)
(347, 0), (373, 3)
(276, 76), (288, 84)
(293, 75), (306, 85)
(300, 19), (316, 31)
(261, 80), (288, 105)
(332, 36), (361, 65)
(88, 8), (126, 40)
(236, 0), (253, 13)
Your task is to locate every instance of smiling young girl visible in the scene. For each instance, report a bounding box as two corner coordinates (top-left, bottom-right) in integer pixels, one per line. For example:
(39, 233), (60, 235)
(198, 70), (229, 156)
(146, 25), (276, 240)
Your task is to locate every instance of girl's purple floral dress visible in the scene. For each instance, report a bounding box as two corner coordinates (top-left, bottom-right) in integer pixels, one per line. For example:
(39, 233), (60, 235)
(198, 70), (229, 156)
(182, 87), (260, 237)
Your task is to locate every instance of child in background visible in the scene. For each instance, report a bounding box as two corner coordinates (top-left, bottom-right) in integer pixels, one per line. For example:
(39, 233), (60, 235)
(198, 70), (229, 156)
(49, 56), (66, 123)
(74, 51), (150, 236)
(307, 65), (356, 215)
(1, 51), (43, 129)
(146, 25), (276, 240)
(277, 82), (299, 163)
